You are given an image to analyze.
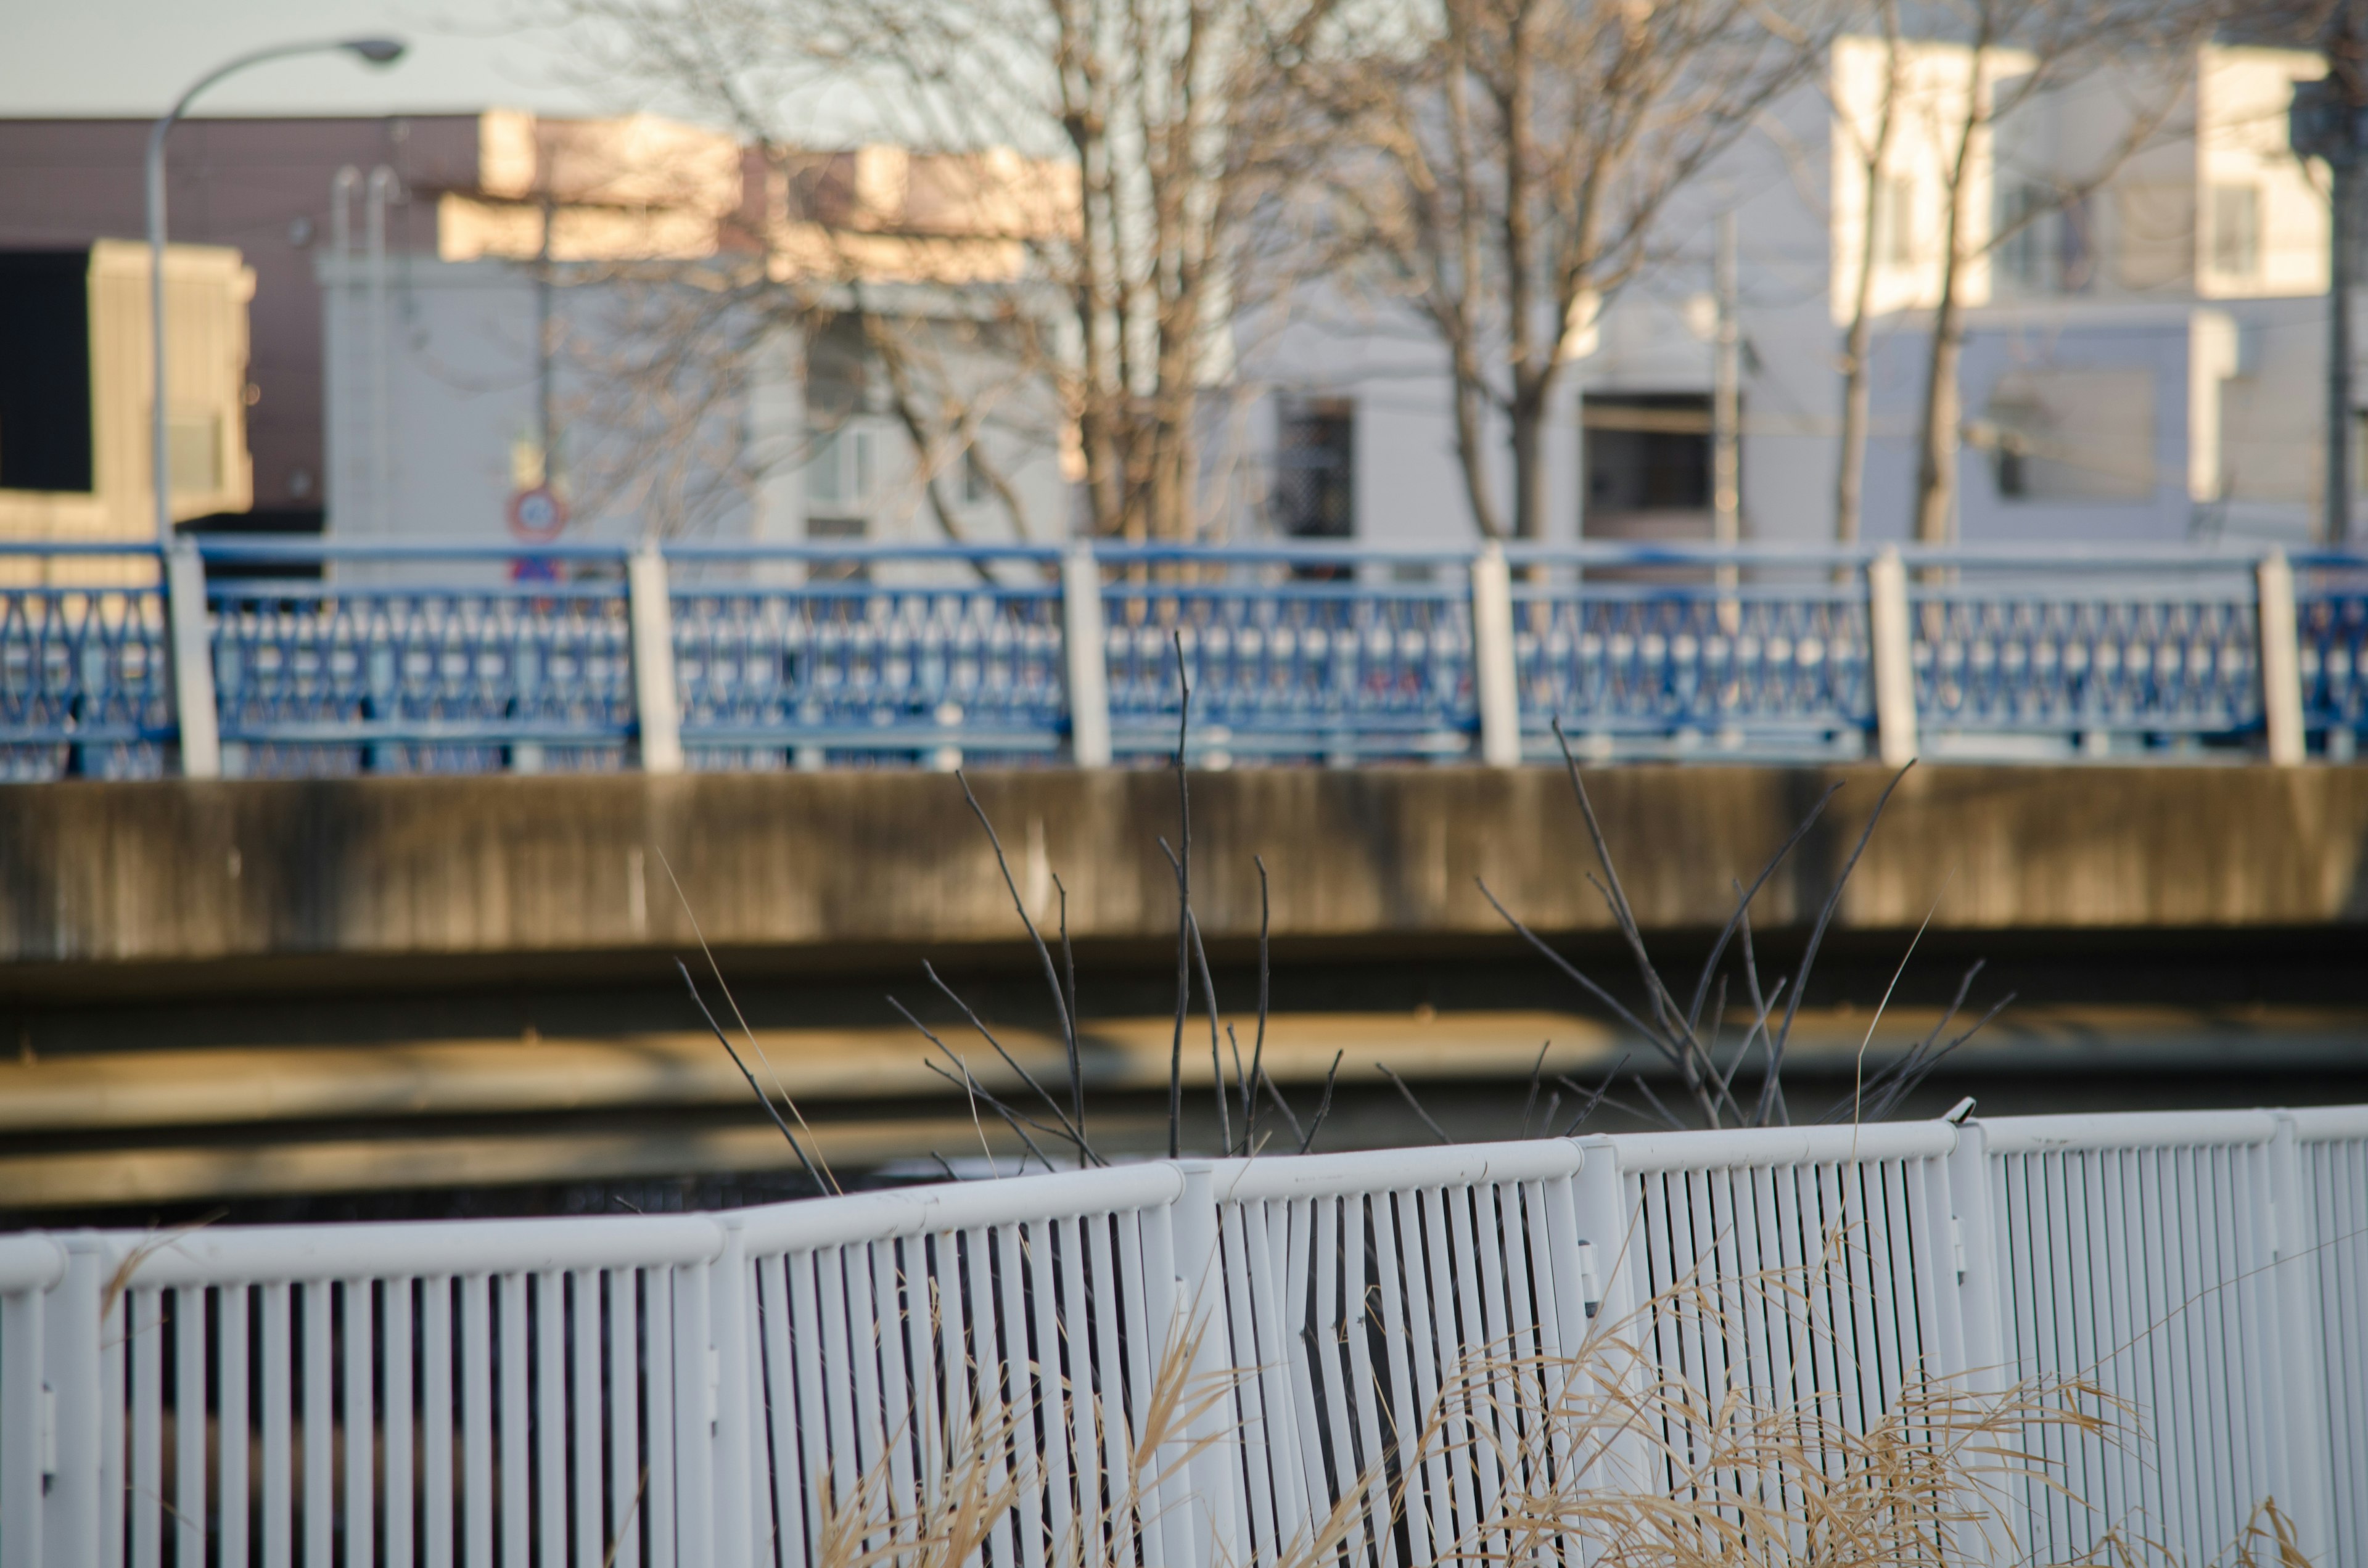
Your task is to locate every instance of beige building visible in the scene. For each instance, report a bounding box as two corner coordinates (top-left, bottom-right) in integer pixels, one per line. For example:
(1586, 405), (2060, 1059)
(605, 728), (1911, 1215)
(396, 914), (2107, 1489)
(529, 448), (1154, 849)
(0, 240), (254, 578)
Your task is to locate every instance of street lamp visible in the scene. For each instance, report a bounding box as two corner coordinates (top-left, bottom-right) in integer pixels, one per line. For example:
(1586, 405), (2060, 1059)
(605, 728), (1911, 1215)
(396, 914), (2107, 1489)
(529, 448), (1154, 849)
(147, 36), (406, 548)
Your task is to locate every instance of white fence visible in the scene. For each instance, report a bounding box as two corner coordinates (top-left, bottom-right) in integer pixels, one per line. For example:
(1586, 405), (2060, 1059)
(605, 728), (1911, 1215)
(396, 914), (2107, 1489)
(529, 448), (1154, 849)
(1, 1106), (2361, 1567)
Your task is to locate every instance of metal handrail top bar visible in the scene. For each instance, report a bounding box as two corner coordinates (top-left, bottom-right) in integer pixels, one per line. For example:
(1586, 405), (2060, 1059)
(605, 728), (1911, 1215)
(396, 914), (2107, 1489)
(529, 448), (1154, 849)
(1198, 1138), (1585, 1202)
(1592, 1119), (1959, 1171)
(3, 536), (2356, 567)
(194, 536), (635, 562)
(91, 1208), (728, 1286)
(728, 1160), (1184, 1253)
(1978, 1108), (2282, 1153)
(662, 541), (1066, 563)
(2284, 1105), (2368, 1141)
(1099, 542), (1479, 565)
(0, 1234), (67, 1294)
(0, 541), (168, 557)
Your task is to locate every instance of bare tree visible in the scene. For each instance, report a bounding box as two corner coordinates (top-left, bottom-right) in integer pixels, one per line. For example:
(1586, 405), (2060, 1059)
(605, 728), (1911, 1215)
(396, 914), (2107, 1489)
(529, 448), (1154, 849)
(1831, 2), (1906, 546)
(548, 0), (1336, 542)
(1870, 0), (2227, 546)
(1286, 0), (1829, 541)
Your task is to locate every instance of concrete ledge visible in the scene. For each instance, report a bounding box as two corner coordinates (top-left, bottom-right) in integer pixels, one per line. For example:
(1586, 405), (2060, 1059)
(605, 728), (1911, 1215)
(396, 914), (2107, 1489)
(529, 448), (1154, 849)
(3, 765), (2364, 971)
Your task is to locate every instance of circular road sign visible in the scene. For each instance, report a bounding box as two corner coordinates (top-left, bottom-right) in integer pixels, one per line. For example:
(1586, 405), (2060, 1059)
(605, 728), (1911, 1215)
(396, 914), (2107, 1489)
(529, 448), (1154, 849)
(508, 484), (569, 543)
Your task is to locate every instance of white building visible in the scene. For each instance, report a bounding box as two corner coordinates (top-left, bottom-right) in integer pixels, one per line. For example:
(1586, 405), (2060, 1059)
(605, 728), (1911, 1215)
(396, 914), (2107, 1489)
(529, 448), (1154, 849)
(1237, 39), (2343, 551)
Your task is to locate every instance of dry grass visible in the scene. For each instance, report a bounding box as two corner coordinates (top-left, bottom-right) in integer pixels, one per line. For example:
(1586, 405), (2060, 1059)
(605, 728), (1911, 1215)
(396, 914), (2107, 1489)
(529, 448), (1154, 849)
(807, 1228), (2311, 1568)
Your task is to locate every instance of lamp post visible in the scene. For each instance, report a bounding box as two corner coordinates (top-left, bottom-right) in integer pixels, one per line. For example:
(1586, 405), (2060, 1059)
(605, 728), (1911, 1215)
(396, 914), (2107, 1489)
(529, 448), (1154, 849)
(147, 36), (405, 548)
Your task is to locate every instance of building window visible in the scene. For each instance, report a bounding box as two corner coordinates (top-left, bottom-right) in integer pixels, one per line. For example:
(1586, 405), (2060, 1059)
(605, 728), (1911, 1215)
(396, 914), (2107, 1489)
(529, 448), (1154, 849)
(1872, 174), (1916, 267)
(1983, 370), (2154, 503)
(0, 251), (94, 493)
(805, 426), (875, 510)
(1272, 396), (1355, 538)
(2210, 183), (2261, 279)
(1996, 181), (2055, 291)
(1582, 393), (1714, 541)
(961, 445), (990, 506)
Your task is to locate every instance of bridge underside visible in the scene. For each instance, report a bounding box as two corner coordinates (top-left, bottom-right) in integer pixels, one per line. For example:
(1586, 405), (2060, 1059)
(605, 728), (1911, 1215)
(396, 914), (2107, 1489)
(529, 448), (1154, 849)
(2, 764), (2364, 1219)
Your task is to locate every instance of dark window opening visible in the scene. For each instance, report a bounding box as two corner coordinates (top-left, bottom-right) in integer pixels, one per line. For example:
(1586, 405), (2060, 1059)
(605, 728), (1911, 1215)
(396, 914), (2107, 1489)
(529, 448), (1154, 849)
(806, 314), (869, 422)
(1272, 396), (1355, 540)
(0, 250), (94, 493)
(1582, 392), (1716, 541)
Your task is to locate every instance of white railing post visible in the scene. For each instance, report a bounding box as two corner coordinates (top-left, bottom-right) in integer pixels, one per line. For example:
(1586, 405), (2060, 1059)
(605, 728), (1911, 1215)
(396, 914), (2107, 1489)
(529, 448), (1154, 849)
(2257, 549), (2306, 765)
(1170, 1162), (1248, 1568)
(2268, 1115), (2338, 1563)
(1061, 542), (1113, 767)
(710, 1223), (756, 1568)
(628, 543), (685, 775)
(165, 540), (221, 779)
(1471, 541), (1521, 767)
(672, 1258), (716, 1567)
(1868, 546), (1918, 768)
(42, 1239), (103, 1568)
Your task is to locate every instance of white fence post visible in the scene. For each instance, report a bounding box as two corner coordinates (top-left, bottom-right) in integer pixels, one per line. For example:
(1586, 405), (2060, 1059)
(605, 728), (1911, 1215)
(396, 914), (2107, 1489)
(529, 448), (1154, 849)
(41, 1239), (102, 1568)
(1867, 547), (1918, 768)
(165, 541), (221, 779)
(2257, 549), (2306, 765)
(1471, 542), (1521, 767)
(1170, 1162), (1248, 1568)
(710, 1222), (756, 1568)
(2269, 1115), (2338, 1562)
(1061, 542), (1114, 767)
(628, 543), (685, 775)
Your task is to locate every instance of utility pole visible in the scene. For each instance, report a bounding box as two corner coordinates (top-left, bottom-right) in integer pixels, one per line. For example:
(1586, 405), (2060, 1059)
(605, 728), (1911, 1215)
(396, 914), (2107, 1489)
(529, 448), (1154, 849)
(2294, 10), (2368, 546)
(1712, 210), (1741, 551)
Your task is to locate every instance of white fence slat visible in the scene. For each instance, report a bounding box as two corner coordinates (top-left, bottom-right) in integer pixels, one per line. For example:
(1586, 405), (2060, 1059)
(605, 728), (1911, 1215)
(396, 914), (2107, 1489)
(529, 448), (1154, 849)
(303, 1280), (333, 1568)
(260, 1283), (292, 1568)
(642, 1266), (675, 1568)
(755, 1257), (800, 1568)
(386, 1279), (415, 1568)
(423, 1277), (457, 1568)
(129, 1288), (160, 1568)
(347, 1279), (377, 1568)
(220, 1286), (252, 1568)
(461, 1275), (493, 1568)
(607, 1269), (641, 1568)
(173, 1287), (206, 1568)
(536, 1271), (567, 1568)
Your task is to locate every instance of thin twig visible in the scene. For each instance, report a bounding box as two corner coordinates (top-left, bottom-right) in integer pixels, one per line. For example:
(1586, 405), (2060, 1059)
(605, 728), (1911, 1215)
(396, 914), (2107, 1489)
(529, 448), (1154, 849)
(1246, 855), (1270, 1153)
(657, 847), (839, 1193)
(1167, 634), (1193, 1159)
(1556, 1053), (1632, 1136)
(955, 771), (1087, 1149)
(1519, 1041), (1550, 1137)
(1257, 1067), (1305, 1147)
(678, 959), (824, 1190)
(1301, 1050), (1344, 1154)
(1379, 1062), (1453, 1144)
(1754, 761), (1915, 1127)
(923, 961), (1100, 1163)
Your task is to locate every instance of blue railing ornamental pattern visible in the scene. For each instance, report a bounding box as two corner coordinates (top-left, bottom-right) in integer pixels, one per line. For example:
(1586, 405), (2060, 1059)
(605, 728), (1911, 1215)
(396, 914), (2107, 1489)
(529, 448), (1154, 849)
(1100, 549), (1478, 760)
(1511, 566), (1873, 753)
(670, 552), (1067, 763)
(0, 567), (172, 781)
(1910, 570), (2264, 736)
(207, 554), (635, 776)
(2298, 558), (2368, 734)
(0, 540), (2359, 779)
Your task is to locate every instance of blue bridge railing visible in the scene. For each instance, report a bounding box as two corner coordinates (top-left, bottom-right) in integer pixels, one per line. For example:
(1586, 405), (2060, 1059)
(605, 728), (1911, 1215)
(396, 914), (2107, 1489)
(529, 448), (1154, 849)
(2, 539), (2362, 780)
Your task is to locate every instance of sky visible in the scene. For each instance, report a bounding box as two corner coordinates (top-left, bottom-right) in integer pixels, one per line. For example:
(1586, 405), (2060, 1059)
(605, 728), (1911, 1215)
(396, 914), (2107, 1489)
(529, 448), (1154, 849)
(0, 0), (612, 120)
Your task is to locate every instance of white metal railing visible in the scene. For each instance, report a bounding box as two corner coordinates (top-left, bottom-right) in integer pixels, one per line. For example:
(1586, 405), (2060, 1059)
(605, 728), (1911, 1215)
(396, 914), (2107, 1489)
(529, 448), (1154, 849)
(2, 1104), (2361, 1566)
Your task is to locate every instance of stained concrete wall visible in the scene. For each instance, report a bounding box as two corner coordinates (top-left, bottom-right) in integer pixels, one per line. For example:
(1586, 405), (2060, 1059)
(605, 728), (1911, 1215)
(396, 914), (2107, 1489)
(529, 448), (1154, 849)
(4, 766), (2364, 975)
